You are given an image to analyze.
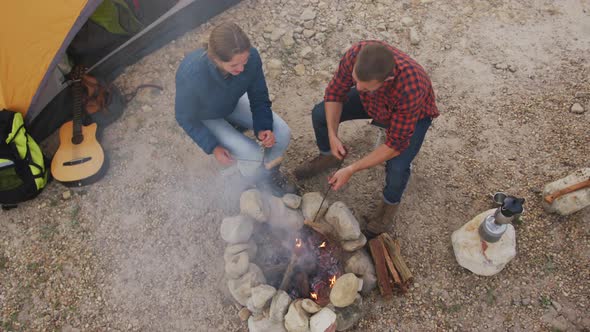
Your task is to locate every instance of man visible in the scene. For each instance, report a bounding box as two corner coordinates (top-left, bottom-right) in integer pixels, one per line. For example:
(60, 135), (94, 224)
(295, 41), (439, 237)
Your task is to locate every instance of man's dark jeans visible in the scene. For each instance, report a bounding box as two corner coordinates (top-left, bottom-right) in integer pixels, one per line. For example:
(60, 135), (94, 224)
(311, 89), (432, 204)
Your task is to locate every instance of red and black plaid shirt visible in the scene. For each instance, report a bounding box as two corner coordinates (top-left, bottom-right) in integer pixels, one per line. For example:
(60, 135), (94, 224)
(325, 41), (439, 153)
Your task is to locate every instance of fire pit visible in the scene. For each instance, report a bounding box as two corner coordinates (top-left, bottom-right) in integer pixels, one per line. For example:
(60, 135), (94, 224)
(220, 189), (377, 331)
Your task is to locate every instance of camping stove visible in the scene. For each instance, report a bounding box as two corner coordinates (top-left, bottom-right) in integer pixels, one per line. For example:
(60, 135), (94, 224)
(479, 193), (525, 243)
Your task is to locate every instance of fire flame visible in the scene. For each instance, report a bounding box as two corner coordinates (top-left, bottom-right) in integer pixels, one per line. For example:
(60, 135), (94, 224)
(295, 238), (302, 248)
(319, 242), (326, 248)
(329, 275), (337, 288)
(310, 292), (318, 300)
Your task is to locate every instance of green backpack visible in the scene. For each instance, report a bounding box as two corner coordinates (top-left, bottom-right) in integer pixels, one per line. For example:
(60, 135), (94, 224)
(0, 110), (49, 209)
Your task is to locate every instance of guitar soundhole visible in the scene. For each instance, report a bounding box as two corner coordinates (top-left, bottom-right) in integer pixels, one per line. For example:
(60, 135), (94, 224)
(71, 135), (84, 145)
(63, 157), (92, 166)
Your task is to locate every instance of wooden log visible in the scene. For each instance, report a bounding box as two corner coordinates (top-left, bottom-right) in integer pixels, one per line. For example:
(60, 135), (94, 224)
(304, 219), (339, 243)
(279, 252), (298, 291)
(261, 264), (289, 275)
(368, 238), (393, 298)
(293, 271), (310, 298)
(381, 233), (413, 284)
(377, 235), (402, 286)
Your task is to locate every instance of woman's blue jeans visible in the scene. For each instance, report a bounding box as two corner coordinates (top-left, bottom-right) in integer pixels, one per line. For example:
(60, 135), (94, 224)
(203, 94), (291, 176)
(311, 89), (432, 204)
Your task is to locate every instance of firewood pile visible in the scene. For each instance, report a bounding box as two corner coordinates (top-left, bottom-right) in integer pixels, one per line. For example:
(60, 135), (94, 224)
(368, 233), (413, 297)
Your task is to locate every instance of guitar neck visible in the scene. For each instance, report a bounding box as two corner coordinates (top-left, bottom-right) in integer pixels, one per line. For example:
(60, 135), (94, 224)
(71, 67), (85, 145)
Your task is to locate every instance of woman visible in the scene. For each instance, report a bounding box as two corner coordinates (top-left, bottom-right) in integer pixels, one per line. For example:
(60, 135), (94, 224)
(175, 22), (296, 196)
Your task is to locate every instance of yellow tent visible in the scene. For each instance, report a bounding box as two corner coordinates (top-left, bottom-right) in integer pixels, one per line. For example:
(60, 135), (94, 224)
(0, 1), (101, 117)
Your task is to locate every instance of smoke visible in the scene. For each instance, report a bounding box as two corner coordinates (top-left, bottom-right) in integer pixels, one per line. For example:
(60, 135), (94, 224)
(85, 136), (254, 331)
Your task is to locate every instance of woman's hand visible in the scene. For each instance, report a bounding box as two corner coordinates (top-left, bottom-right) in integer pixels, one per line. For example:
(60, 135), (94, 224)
(213, 146), (234, 165)
(257, 130), (275, 148)
(328, 166), (354, 191)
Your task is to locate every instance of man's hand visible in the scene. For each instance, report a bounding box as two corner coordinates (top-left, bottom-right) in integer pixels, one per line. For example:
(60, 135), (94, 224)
(213, 146), (234, 165)
(257, 130), (275, 148)
(328, 166), (354, 191)
(329, 135), (347, 160)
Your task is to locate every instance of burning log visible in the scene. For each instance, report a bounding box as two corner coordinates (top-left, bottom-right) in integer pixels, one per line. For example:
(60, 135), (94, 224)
(368, 237), (393, 298)
(381, 233), (413, 286)
(303, 219), (339, 244)
(279, 239), (302, 291)
(293, 271), (310, 297)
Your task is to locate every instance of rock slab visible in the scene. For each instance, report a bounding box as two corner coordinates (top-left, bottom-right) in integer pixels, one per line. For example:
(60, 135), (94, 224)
(329, 273), (363, 308)
(325, 202), (361, 241)
(284, 300), (310, 332)
(270, 290), (292, 322)
(241, 189), (269, 222)
(268, 195), (305, 230)
(227, 264), (266, 306)
(247, 284), (277, 314)
(220, 215), (254, 244)
(310, 307), (337, 332)
(542, 167), (590, 215)
(451, 209), (516, 276)
(302, 192), (329, 221)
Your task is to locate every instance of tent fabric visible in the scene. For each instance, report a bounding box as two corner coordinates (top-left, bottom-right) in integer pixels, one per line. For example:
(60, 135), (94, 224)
(0, 0), (102, 117)
(90, 0), (242, 80)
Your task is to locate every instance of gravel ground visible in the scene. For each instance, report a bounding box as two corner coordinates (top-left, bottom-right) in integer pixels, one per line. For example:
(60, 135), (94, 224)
(1, 0), (589, 331)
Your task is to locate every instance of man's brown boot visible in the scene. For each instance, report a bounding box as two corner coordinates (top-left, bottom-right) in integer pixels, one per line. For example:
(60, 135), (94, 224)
(364, 201), (399, 239)
(294, 154), (341, 180)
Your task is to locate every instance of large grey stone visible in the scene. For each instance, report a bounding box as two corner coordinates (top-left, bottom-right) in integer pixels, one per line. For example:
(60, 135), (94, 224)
(359, 273), (377, 296)
(301, 299), (321, 314)
(335, 296), (363, 331)
(227, 264), (266, 306)
(268, 195), (305, 230)
(341, 234), (366, 252)
(248, 316), (287, 332)
(284, 299), (310, 332)
(247, 284), (277, 314)
(270, 290), (292, 322)
(451, 209), (516, 276)
(325, 202), (361, 241)
(344, 249), (375, 277)
(220, 215), (254, 244)
(224, 251), (249, 279)
(302, 192), (329, 221)
(241, 189), (269, 222)
(344, 249), (377, 294)
(224, 241), (257, 262)
(310, 308), (337, 332)
(329, 273), (362, 308)
(283, 194), (302, 209)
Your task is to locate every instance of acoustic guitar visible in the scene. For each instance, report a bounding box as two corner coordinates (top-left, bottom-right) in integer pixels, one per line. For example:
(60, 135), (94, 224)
(51, 66), (105, 185)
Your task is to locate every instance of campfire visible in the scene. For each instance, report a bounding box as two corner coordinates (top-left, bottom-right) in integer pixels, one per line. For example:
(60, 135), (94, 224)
(221, 190), (377, 331)
(277, 227), (343, 306)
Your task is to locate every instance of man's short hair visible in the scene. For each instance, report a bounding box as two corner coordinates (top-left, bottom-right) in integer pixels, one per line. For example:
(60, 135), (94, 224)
(354, 43), (395, 82)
